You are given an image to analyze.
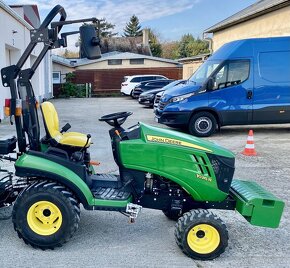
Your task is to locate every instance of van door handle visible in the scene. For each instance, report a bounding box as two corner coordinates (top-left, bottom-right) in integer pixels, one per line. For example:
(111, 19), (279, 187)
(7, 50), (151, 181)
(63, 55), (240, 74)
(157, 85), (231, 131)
(247, 90), (253, 99)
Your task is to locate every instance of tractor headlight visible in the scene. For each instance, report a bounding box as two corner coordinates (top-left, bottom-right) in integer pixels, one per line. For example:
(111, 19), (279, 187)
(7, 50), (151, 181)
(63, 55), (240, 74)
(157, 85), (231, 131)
(169, 92), (195, 103)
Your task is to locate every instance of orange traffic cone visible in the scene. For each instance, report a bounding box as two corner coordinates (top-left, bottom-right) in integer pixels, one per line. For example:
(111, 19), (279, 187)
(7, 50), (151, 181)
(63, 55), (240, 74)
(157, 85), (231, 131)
(242, 130), (257, 156)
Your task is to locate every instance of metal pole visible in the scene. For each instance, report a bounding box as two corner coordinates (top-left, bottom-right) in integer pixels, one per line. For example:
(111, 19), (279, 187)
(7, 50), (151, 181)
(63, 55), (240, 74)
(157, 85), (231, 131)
(85, 83), (88, 98)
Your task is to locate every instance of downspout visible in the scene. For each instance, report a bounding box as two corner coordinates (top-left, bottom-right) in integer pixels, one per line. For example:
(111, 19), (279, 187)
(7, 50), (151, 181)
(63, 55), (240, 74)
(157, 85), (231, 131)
(203, 32), (213, 55)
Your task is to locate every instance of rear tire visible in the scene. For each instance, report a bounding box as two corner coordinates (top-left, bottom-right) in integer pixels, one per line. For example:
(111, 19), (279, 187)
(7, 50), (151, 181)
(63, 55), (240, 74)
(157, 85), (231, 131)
(0, 175), (13, 220)
(175, 209), (228, 260)
(188, 112), (217, 137)
(12, 180), (80, 249)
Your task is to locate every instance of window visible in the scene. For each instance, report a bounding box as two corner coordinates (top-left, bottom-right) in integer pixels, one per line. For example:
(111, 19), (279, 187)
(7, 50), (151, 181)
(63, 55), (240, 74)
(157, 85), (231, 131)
(130, 58), (144, 65)
(108, 59), (122, 65)
(141, 76), (154, 81)
(189, 60), (221, 84)
(259, 51), (290, 83)
(212, 60), (250, 90)
(131, 77), (142, 82)
(52, 72), (61, 84)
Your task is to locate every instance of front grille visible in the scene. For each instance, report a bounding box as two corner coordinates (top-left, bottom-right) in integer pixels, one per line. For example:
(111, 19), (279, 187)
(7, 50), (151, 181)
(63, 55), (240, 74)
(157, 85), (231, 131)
(207, 154), (235, 193)
(158, 101), (167, 111)
(155, 95), (161, 104)
(133, 89), (142, 97)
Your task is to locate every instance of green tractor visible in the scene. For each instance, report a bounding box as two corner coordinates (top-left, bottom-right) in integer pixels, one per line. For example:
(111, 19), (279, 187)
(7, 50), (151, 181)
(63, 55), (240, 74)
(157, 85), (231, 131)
(0, 5), (284, 260)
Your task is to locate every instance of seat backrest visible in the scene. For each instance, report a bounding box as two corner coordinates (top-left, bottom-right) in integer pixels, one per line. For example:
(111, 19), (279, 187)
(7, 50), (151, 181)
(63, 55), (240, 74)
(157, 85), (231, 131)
(41, 102), (62, 143)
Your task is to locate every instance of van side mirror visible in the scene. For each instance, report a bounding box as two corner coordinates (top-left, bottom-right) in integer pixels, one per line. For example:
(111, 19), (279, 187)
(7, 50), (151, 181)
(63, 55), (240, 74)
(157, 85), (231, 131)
(206, 77), (214, 90)
(79, 25), (101, 60)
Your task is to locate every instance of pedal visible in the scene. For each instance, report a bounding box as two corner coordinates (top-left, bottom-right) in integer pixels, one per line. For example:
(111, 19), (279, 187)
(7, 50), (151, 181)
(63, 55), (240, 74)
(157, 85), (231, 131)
(126, 203), (142, 223)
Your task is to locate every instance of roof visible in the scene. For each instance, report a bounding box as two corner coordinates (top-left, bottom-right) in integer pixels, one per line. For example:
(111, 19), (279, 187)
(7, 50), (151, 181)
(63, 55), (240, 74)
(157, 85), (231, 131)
(205, 0), (290, 33)
(0, 0), (33, 29)
(177, 53), (211, 63)
(52, 54), (78, 68)
(10, 4), (40, 28)
(52, 52), (181, 67)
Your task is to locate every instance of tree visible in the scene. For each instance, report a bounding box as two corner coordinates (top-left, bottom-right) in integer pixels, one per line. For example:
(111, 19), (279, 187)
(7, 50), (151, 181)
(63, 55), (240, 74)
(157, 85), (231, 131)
(178, 34), (209, 58)
(98, 18), (117, 37)
(161, 41), (179, 59)
(147, 28), (162, 57)
(123, 15), (142, 37)
(60, 49), (79, 59)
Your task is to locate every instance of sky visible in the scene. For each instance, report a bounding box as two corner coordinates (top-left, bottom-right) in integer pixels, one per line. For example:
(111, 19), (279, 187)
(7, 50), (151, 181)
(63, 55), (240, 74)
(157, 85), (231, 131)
(4, 0), (257, 49)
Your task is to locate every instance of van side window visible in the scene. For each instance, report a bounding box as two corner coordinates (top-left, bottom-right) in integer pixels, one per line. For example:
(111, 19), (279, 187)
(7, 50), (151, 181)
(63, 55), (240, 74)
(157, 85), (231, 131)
(259, 51), (290, 83)
(213, 60), (250, 90)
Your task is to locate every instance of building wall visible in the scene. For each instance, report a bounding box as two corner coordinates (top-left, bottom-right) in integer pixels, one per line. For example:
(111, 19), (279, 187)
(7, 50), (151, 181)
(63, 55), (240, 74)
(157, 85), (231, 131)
(0, 6), (52, 119)
(53, 62), (75, 83)
(76, 58), (178, 70)
(212, 6), (290, 51)
(182, 61), (203, 79)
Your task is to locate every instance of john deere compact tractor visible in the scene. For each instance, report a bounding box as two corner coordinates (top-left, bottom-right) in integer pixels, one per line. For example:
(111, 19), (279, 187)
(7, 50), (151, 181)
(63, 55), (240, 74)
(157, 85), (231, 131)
(0, 5), (284, 260)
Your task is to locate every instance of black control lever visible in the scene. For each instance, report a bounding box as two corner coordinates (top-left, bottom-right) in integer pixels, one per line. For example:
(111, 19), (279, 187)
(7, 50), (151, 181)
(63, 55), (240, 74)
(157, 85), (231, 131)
(81, 134), (91, 152)
(60, 123), (71, 133)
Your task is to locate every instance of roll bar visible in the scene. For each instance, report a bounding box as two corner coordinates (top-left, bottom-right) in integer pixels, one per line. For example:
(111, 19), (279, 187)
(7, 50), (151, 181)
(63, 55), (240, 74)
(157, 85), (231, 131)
(0, 5), (99, 153)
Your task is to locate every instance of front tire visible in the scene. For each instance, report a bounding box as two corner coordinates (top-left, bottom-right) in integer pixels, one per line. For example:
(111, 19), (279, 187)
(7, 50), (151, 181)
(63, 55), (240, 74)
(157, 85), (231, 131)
(188, 112), (217, 137)
(175, 209), (228, 260)
(12, 180), (80, 249)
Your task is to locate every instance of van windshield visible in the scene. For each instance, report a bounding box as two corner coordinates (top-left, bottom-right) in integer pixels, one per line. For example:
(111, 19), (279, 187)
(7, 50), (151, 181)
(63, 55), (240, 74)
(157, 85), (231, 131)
(188, 60), (222, 84)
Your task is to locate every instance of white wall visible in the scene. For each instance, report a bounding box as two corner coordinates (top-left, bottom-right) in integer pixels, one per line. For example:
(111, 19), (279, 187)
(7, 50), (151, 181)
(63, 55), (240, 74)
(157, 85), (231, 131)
(0, 6), (52, 119)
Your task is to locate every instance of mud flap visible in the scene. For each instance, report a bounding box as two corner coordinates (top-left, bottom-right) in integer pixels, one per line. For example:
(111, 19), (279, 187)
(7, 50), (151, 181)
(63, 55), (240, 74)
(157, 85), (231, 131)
(230, 180), (284, 228)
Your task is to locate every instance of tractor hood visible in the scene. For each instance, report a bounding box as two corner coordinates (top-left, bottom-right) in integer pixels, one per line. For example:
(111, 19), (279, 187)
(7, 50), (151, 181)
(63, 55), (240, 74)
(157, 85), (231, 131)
(139, 123), (235, 158)
(161, 82), (202, 103)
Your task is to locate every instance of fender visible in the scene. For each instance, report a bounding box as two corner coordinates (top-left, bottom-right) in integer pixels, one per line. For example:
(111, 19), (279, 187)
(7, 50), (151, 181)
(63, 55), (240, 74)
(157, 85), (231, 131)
(15, 153), (95, 208)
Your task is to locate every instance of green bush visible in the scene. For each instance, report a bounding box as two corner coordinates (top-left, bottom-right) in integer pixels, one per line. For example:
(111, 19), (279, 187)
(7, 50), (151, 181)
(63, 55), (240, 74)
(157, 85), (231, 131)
(59, 73), (86, 98)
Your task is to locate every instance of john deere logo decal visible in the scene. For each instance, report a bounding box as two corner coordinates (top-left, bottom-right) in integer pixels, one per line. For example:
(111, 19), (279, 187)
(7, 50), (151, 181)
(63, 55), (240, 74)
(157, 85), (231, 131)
(146, 135), (212, 152)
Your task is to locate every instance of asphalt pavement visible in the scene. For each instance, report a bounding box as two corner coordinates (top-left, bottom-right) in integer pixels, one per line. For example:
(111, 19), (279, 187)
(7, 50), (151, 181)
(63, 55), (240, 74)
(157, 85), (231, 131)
(0, 97), (289, 268)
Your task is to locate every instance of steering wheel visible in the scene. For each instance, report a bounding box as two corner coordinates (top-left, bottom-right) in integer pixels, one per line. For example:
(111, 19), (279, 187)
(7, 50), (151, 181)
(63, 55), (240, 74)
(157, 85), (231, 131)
(99, 112), (133, 127)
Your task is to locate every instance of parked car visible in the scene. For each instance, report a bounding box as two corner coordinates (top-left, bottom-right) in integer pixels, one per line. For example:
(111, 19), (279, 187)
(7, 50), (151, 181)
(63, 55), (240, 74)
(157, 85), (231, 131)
(132, 79), (174, 99)
(139, 80), (186, 108)
(155, 36), (290, 137)
(121, 75), (167, 96)
(154, 91), (163, 111)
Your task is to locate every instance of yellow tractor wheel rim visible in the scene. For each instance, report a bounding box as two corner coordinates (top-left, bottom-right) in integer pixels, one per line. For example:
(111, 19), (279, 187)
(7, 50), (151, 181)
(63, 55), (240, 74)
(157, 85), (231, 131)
(187, 224), (220, 254)
(27, 201), (63, 236)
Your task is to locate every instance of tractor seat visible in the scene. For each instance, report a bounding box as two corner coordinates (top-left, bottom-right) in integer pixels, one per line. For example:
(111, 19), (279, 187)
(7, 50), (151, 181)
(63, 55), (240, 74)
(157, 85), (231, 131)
(41, 102), (91, 148)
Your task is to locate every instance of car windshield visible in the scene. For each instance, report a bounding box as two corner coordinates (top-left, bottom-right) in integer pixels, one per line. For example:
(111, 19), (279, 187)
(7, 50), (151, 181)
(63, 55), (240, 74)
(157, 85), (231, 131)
(188, 60), (222, 84)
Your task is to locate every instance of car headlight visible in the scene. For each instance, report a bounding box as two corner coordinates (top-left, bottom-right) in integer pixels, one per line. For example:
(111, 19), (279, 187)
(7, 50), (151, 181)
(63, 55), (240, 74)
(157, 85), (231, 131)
(169, 92), (195, 103)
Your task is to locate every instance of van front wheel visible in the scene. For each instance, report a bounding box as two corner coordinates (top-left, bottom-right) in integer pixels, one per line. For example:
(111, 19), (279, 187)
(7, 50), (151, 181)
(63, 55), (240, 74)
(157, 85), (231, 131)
(189, 112), (217, 137)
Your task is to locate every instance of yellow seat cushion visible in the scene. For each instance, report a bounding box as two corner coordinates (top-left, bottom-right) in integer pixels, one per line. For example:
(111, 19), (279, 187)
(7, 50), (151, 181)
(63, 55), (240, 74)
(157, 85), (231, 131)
(41, 102), (91, 148)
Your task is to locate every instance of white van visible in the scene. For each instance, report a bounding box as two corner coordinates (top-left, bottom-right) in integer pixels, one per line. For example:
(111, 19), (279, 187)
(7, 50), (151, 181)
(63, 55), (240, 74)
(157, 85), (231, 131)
(121, 75), (167, 96)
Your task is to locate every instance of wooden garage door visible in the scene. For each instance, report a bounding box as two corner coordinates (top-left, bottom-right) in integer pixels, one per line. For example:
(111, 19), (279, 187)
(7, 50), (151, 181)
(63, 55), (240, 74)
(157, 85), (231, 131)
(75, 67), (183, 94)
